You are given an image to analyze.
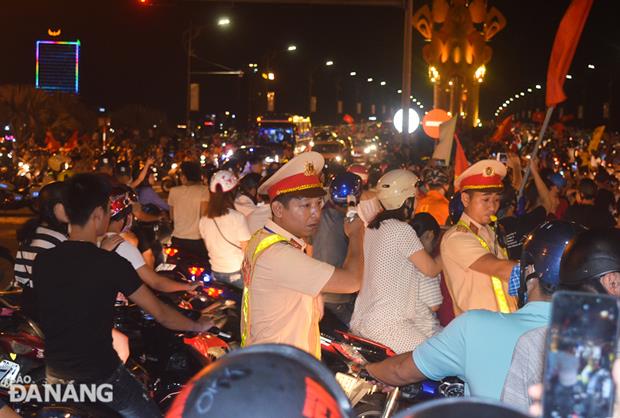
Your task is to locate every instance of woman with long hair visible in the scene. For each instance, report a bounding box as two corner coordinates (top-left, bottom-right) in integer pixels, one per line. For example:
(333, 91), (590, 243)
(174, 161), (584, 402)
(199, 170), (251, 288)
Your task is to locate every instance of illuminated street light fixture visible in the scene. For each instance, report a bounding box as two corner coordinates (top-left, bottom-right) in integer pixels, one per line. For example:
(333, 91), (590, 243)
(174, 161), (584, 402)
(325, 60), (334, 66)
(367, 78), (373, 82)
(565, 74), (573, 79)
(380, 81), (387, 86)
(588, 64), (595, 69)
(267, 72), (275, 80)
(217, 17), (231, 26)
(287, 45), (297, 52)
(535, 84), (542, 89)
(515, 94), (520, 98)
(527, 88), (533, 93)
(520, 92), (525, 96)
(510, 98), (514, 102)
(397, 89), (402, 94)
(350, 71), (357, 76)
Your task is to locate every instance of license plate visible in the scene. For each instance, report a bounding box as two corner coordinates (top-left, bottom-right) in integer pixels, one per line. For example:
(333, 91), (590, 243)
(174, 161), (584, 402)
(0, 359), (20, 388)
(155, 263), (176, 272)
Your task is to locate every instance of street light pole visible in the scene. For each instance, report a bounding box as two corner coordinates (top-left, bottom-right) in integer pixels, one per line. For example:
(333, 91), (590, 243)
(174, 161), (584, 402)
(400, 0), (413, 143)
(185, 20), (193, 137)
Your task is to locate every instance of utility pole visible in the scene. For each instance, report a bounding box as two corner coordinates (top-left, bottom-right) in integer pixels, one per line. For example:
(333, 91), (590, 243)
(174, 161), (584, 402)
(185, 20), (193, 137)
(401, 0), (413, 143)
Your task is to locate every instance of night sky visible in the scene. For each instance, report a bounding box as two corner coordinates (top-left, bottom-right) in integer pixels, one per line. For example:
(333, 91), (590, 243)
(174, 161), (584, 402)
(1, 0), (618, 125)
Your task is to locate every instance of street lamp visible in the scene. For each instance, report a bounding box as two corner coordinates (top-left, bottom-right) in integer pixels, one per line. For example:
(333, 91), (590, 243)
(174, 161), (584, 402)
(325, 60), (334, 66)
(367, 77), (373, 82)
(380, 81), (386, 86)
(217, 17), (231, 27)
(350, 71), (357, 76)
(267, 72), (275, 81)
(287, 45), (297, 52)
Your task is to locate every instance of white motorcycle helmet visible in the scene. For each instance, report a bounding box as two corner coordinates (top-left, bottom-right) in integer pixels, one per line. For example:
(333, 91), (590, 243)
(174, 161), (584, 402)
(376, 169), (419, 210)
(210, 170), (238, 193)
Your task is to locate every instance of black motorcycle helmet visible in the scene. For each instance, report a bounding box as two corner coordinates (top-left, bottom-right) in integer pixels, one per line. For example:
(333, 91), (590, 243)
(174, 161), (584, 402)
(238, 172), (262, 203)
(16, 181), (68, 245)
(518, 221), (586, 307)
(329, 172), (362, 207)
(166, 344), (353, 418)
(559, 228), (620, 294)
(393, 398), (529, 418)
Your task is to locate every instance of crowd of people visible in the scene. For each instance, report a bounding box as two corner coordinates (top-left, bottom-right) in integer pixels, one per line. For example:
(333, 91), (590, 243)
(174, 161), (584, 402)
(1, 116), (619, 417)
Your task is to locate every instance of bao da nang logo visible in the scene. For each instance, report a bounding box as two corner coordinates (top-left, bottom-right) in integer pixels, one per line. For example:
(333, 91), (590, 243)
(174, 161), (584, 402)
(6, 375), (113, 403)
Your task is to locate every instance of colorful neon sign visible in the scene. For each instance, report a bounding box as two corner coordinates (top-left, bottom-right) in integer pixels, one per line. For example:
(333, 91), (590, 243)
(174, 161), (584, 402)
(35, 40), (80, 94)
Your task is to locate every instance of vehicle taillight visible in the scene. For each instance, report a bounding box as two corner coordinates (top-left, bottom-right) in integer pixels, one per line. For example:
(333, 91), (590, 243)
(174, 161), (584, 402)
(205, 287), (223, 298)
(188, 266), (205, 277)
(164, 247), (179, 257)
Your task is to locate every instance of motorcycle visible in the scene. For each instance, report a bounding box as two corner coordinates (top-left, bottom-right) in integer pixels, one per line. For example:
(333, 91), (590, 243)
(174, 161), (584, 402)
(112, 283), (237, 412)
(320, 312), (464, 417)
(0, 181), (40, 213)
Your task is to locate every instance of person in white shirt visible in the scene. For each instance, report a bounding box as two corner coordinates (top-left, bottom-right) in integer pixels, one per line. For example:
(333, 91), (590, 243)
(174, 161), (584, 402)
(168, 161), (210, 259)
(106, 187), (199, 294)
(234, 172), (272, 234)
(199, 170), (251, 288)
(234, 173), (261, 216)
(350, 170), (443, 354)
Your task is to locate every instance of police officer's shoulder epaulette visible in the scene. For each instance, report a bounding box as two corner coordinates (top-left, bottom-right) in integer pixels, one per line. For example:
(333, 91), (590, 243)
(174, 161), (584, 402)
(455, 224), (469, 233)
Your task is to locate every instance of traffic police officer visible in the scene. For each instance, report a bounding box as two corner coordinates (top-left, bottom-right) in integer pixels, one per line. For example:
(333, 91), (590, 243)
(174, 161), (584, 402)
(440, 159), (518, 315)
(240, 151), (364, 358)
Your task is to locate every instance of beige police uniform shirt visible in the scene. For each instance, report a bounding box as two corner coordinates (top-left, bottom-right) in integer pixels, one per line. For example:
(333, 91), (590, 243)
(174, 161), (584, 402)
(440, 212), (517, 316)
(245, 220), (335, 356)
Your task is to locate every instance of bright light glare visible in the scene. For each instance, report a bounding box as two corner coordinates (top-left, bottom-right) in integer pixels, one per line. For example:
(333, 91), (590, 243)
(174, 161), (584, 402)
(588, 64), (595, 69)
(350, 71), (357, 76)
(566, 74), (573, 79)
(367, 78), (373, 82)
(393, 108), (420, 134)
(325, 60), (334, 66)
(217, 17), (231, 26)
(380, 81), (386, 86)
(535, 84), (542, 89)
(287, 45), (297, 51)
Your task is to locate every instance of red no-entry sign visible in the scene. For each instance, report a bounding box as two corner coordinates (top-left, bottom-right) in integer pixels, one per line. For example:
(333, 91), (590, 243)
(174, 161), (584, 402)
(422, 109), (450, 139)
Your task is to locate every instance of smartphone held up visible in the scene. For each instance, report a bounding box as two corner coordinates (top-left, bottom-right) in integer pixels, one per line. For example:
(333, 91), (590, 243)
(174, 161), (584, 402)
(543, 291), (620, 418)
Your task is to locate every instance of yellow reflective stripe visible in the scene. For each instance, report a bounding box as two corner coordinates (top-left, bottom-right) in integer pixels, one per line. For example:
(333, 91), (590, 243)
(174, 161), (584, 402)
(253, 234), (288, 262)
(241, 233), (288, 347)
(241, 287), (250, 347)
(457, 220), (512, 313)
(491, 276), (511, 313)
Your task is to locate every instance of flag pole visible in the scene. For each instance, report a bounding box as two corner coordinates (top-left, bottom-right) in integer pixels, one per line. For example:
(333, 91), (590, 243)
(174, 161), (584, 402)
(517, 105), (555, 200)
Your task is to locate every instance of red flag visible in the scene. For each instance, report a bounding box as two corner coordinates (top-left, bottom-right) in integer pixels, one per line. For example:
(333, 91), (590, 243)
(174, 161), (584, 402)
(531, 111), (545, 123)
(490, 115), (512, 143)
(64, 130), (79, 151)
(44, 130), (61, 153)
(454, 134), (470, 178)
(545, 0), (593, 107)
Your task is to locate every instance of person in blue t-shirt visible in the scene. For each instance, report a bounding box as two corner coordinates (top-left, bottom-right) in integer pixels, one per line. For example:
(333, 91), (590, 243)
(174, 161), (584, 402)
(366, 220), (583, 400)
